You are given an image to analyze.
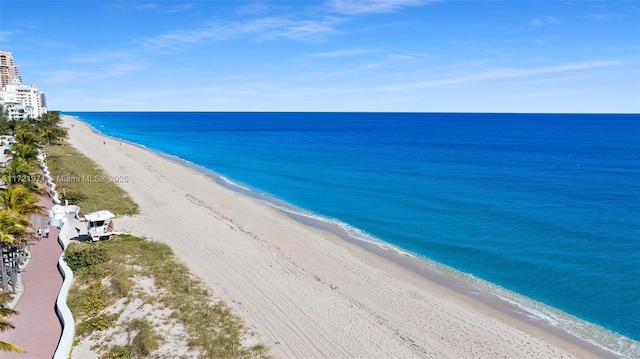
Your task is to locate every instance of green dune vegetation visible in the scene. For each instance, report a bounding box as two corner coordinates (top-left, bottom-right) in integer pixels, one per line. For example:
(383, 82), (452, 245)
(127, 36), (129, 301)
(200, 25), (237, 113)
(47, 127), (268, 357)
(44, 143), (139, 216)
(66, 235), (269, 358)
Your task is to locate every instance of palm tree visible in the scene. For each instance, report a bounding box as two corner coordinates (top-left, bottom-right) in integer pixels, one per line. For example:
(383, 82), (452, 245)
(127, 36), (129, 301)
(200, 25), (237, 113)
(36, 111), (62, 129)
(0, 292), (24, 353)
(2, 158), (33, 182)
(39, 127), (68, 147)
(0, 185), (45, 217)
(50, 127), (68, 145)
(13, 128), (38, 147)
(0, 105), (11, 135)
(0, 112), (62, 295)
(0, 184), (45, 296)
(9, 143), (39, 164)
(1, 158), (46, 197)
(40, 129), (56, 146)
(0, 210), (32, 294)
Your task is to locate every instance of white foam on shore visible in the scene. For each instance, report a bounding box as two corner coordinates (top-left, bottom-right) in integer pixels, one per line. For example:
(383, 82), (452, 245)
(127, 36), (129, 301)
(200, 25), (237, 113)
(469, 275), (638, 358)
(146, 149), (639, 358)
(208, 172), (638, 358)
(195, 170), (637, 357)
(219, 175), (252, 192)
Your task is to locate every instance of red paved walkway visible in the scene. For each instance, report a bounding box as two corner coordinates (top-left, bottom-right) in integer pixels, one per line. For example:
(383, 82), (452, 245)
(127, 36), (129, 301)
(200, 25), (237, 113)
(1, 194), (63, 358)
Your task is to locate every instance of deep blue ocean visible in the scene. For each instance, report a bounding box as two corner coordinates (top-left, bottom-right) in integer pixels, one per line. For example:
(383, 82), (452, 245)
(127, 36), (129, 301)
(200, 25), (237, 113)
(66, 112), (639, 353)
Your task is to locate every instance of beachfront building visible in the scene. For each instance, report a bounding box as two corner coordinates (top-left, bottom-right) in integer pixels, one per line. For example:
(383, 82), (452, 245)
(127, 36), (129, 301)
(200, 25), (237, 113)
(0, 82), (48, 120)
(0, 50), (47, 120)
(0, 51), (22, 87)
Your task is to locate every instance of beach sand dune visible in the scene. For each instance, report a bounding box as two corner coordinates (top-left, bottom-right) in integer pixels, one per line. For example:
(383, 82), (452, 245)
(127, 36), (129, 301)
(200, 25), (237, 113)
(63, 115), (600, 358)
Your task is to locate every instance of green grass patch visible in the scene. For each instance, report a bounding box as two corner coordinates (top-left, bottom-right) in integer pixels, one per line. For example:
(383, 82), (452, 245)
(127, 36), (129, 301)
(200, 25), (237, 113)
(44, 143), (139, 216)
(98, 318), (161, 359)
(125, 318), (161, 357)
(64, 244), (109, 272)
(67, 235), (269, 358)
(77, 313), (120, 337)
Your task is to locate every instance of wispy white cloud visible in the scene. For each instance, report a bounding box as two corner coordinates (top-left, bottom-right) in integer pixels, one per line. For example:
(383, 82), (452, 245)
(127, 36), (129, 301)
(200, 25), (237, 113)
(235, 2), (270, 15)
(109, 1), (194, 13)
(96, 63), (142, 79)
(585, 13), (622, 21)
(42, 12), (344, 84)
(80, 0), (429, 65)
(378, 60), (621, 91)
(68, 50), (136, 64)
(137, 16), (343, 51)
(92, 97), (148, 106)
(310, 47), (378, 57)
(166, 68), (192, 73)
(158, 3), (195, 13)
(0, 31), (20, 43)
(386, 53), (425, 61)
(40, 70), (92, 84)
(329, 62), (389, 76)
(38, 39), (74, 49)
(40, 56), (142, 84)
(266, 17), (343, 41)
(14, 21), (41, 29)
(132, 2), (160, 11)
(130, 89), (180, 99)
(530, 16), (560, 27)
(327, 0), (438, 15)
(65, 50), (143, 78)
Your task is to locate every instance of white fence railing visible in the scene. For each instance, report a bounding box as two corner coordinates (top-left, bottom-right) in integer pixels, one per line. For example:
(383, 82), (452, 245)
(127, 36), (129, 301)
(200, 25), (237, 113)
(39, 151), (75, 359)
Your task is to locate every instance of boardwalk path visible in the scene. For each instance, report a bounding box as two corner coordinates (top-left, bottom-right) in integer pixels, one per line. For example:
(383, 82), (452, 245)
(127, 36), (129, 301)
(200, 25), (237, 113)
(1, 194), (63, 358)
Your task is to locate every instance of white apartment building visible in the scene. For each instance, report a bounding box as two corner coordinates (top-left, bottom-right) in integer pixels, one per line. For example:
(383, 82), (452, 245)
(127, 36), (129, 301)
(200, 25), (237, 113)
(0, 50), (47, 120)
(0, 81), (48, 120)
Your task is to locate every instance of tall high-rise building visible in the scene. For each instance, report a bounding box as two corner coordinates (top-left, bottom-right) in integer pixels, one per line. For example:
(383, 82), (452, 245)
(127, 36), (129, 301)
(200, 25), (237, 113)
(0, 51), (23, 87)
(0, 50), (47, 119)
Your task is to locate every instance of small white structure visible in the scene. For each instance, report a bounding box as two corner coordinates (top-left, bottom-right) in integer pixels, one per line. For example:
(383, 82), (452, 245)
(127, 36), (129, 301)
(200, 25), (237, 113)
(48, 203), (81, 228)
(85, 210), (116, 242)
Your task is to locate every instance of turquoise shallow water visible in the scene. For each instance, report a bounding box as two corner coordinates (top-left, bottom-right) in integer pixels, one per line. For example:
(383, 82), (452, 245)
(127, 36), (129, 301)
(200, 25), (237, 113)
(66, 112), (640, 352)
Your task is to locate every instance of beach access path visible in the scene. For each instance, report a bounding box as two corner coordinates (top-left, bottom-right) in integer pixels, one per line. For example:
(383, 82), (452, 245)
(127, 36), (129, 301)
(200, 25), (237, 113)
(1, 194), (63, 359)
(62, 115), (604, 359)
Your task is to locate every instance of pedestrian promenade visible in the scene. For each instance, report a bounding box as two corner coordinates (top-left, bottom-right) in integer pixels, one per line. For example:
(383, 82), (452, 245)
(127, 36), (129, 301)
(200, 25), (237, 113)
(1, 194), (63, 358)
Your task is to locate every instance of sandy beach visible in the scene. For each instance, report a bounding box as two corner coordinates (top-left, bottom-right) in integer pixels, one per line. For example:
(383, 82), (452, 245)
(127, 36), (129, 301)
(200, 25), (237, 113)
(61, 115), (607, 358)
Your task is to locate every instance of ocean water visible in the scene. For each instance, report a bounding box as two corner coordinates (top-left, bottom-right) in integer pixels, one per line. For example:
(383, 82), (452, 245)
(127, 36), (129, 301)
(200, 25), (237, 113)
(66, 112), (639, 354)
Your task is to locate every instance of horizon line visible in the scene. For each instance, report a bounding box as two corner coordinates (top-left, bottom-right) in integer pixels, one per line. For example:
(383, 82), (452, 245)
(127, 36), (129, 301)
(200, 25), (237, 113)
(58, 110), (640, 115)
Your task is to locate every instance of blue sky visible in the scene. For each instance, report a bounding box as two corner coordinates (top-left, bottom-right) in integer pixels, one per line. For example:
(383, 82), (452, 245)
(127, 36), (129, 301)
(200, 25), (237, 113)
(1, 0), (639, 113)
